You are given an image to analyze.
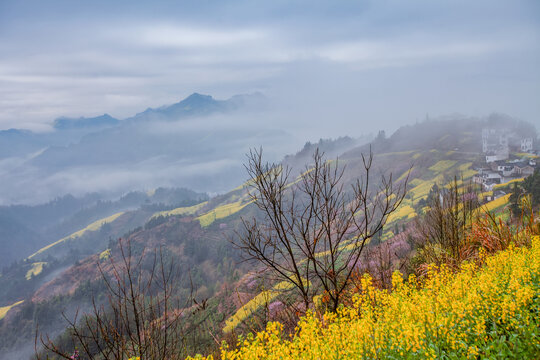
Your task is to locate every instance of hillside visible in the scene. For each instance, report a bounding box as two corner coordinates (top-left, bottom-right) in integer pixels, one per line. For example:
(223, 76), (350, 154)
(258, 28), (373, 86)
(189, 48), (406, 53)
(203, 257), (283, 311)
(1, 116), (538, 359)
(196, 235), (540, 360)
(0, 188), (207, 266)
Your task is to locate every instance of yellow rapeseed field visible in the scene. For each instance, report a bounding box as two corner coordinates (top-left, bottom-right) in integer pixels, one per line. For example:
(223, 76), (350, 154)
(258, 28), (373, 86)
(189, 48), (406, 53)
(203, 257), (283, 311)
(197, 201), (253, 227)
(25, 262), (46, 280)
(429, 160), (457, 173)
(493, 178), (525, 190)
(150, 201), (208, 220)
(0, 300), (24, 320)
(189, 236), (540, 360)
(223, 281), (295, 334)
(28, 211), (125, 259)
(481, 193), (511, 213)
(386, 204), (416, 223)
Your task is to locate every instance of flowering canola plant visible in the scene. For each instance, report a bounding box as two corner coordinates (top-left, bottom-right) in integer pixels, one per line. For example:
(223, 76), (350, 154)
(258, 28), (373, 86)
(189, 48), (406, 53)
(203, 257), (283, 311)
(189, 236), (540, 359)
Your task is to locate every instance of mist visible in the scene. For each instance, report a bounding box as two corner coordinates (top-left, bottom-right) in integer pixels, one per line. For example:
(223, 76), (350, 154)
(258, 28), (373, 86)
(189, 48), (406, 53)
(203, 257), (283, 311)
(0, 107), (309, 204)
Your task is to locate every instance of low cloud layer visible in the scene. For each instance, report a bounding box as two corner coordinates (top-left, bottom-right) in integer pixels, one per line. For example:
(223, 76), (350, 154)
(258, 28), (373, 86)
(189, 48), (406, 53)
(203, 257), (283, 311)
(0, 110), (304, 204)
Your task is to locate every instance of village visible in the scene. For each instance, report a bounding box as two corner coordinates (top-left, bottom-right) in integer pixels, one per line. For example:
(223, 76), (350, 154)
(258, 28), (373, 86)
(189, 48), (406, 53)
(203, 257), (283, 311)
(473, 127), (539, 201)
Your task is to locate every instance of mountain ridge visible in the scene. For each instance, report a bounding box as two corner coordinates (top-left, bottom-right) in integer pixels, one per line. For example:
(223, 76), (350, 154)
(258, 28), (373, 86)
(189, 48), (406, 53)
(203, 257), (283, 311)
(0, 92), (292, 205)
(53, 114), (119, 130)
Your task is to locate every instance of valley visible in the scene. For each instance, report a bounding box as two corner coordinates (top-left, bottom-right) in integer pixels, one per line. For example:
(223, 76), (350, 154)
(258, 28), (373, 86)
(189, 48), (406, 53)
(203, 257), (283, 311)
(1, 114), (538, 359)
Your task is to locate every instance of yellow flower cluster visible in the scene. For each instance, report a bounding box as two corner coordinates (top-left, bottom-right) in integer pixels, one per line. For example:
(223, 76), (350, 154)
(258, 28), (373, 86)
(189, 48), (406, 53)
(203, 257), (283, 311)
(189, 236), (540, 359)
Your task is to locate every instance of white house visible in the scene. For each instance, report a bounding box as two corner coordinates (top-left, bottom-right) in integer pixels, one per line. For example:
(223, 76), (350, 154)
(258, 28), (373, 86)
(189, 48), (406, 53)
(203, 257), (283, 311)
(521, 138), (533, 152)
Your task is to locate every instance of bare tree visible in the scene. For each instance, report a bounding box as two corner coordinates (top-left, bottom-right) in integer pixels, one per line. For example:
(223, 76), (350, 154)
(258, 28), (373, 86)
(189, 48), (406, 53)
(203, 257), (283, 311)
(235, 148), (408, 312)
(363, 237), (408, 290)
(412, 177), (479, 272)
(37, 239), (186, 360)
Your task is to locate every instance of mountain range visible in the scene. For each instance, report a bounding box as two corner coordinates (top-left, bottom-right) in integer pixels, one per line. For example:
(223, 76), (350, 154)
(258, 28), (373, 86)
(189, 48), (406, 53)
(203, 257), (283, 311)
(0, 92), (296, 205)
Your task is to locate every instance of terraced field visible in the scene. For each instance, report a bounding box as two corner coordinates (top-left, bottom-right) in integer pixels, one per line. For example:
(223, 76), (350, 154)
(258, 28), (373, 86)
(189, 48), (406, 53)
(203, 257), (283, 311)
(28, 211), (125, 259)
(223, 281), (295, 333)
(150, 201), (208, 220)
(386, 205), (416, 224)
(428, 160), (457, 173)
(196, 200), (253, 227)
(493, 178), (524, 190)
(0, 300), (24, 320)
(481, 193), (511, 213)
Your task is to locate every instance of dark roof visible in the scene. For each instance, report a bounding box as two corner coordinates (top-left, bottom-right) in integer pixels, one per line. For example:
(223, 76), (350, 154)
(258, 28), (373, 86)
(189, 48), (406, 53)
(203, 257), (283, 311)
(514, 161), (533, 168)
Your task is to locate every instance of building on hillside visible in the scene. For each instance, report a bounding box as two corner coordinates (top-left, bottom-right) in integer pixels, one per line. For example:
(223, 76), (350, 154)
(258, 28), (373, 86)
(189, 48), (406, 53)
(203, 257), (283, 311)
(490, 160), (515, 176)
(482, 128), (508, 153)
(493, 190), (507, 199)
(473, 169), (503, 191)
(483, 190), (507, 202)
(482, 128), (535, 163)
(485, 150), (509, 163)
(521, 138), (534, 152)
(513, 162), (535, 176)
(475, 157), (538, 191)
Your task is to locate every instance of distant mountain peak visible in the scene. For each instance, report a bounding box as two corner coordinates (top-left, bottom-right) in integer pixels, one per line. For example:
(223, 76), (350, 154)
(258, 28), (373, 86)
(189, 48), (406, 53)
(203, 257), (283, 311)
(53, 114), (119, 130)
(131, 93), (236, 122)
(184, 92), (212, 100)
(175, 93), (216, 108)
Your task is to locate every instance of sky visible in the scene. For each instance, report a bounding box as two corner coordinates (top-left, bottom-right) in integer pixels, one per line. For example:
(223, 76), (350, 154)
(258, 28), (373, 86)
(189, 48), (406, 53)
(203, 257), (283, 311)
(1, 0), (539, 138)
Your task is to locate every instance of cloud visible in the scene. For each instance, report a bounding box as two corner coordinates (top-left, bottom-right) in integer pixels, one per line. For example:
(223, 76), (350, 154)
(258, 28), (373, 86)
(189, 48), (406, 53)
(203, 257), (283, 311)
(315, 39), (506, 67)
(134, 25), (267, 49)
(0, 0), (538, 135)
(0, 108), (303, 204)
